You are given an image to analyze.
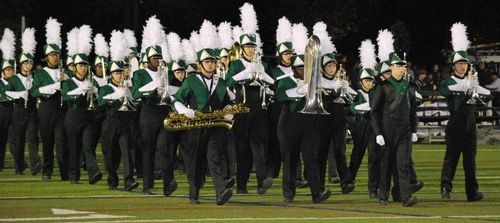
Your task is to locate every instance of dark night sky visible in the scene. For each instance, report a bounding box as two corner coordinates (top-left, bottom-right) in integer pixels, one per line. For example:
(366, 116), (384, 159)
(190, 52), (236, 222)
(1, 0), (499, 70)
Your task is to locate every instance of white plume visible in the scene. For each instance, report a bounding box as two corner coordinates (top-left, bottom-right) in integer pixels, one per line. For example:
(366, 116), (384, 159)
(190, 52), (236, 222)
(182, 39), (196, 64)
(199, 20), (218, 49)
(189, 31), (200, 52)
(218, 22), (233, 49)
(123, 29), (137, 49)
(313, 21), (336, 53)
(167, 32), (183, 61)
(0, 28), (16, 60)
(450, 22), (470, 51)
(109, 30), (127, 61)
(256, 33), (263, 53)
(141, 15), (164, 49)
(66, 27), (79, 57)
(77, 25), (93, 55)
(240, 2), (258, 35)
(232, 25), (243, 44)
(292, 23), (309, 55)
(94, 33), (109, 57)
(160, 32), (171, 62)
(45, 17), (62, 48)
(376, 29), (394, 62)
(359, 39), (377, 69)
(21, 28), (37, 55)
(276, 17), (292, 45)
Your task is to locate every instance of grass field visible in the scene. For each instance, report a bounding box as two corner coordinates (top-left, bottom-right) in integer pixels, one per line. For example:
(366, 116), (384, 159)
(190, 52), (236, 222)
(0, 144), (499, 222)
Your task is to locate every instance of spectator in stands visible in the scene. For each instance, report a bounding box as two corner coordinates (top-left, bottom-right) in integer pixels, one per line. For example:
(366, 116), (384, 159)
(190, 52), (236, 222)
(415, 69), (427, 90)
(406, 61), (415, 82)
(477, 61), (491, 86)
(425, 73), (439, 91)
(485, 72), (500, 107)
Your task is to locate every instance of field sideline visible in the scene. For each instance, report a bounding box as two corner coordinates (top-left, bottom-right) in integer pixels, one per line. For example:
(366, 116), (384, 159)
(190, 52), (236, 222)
(0, 144), (499, 223)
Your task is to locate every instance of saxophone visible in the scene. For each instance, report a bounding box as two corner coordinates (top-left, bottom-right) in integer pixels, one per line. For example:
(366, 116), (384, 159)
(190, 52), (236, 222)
(86, 68), (95, 110)
(163, 103), (250, 131)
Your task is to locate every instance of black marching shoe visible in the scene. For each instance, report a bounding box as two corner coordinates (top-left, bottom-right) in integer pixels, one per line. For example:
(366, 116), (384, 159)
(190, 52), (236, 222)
(189, 199), (200, 204)
(125, 182), (140, 191)
(257, 177), (274, 195)
(379, 199), (388, 206)
(296, 180), (309, 188)
(341, 183), (355, 194)
(70, 180), (81, 184)
(411, 181), (424, 193)
(89, 172), (103, 185)
(369, 192), (379, 200)
(283, 197), (294, 203)
(225, 178), (235, 189)
(441, 187), (451, 200)
(402, 196), (418, 207)
(329, 176), (341, 184)
(42, 175), (51, 181)
(237, 188), (248, 194)
(143, 188), (155, 195)
(216, 188), (233, 205)
(467, 192), (483, 202)
(31, 163), (41, 176)
(163, 180), (178, 196)
(312, 190), (332, 203)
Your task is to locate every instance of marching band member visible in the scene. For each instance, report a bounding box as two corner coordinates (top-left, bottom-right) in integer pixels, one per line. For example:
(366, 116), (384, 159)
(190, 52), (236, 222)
(98, 30), (139, 191)
(172, 20), (234, 205)
(439, 23), (490, 202)
(31, 18), (69, 181)
(225, 3), (275, 194)
(62, 25), (102, 184)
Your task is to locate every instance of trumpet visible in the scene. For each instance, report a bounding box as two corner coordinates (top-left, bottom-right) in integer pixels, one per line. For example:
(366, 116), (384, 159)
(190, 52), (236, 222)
(217, 59), (227, 79)
(24, 70), (32, 109)
(58, 59), (64, 108)
(164, 103), (250, 131)
(249, 52), (270, 109)
(86, 68), (95, 110)
(465, 66), (484, 105)
(118, 71), (136, 111)
(157, 60), (170, 105)
(333, 64), (351, 104)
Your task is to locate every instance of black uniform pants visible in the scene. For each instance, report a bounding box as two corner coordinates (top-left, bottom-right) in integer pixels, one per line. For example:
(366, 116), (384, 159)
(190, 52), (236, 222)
(38, 99), (68, 179)
(379, 119), (413, 202)
(27, 111), (40, 173)
(348, 118), (380, 193)
(65, 109), (98, 182)
(278, 107), (323, 199)
(441, 118), (479, 198)
(160, 130), (185, 194)
(233, 107), (270, 190)
(0, 104), (13, 169)
(130, 105), (142, 177)
(139, 104), (168, 190)
(183, 127), (230, 200)
(319, 114), (353, 187)
(102, 115), (135, 188)
(267, 101), (282, 178)
(11, 105), (41, 173)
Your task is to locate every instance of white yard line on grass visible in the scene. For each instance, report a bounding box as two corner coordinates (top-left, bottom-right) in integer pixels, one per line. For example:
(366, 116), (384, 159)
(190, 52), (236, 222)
(55, 215), (500, 223)
(0, 214), (134, 222)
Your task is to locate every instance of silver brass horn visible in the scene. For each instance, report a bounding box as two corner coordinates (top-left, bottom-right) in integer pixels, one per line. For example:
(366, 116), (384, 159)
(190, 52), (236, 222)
(299, 35), (329, 115)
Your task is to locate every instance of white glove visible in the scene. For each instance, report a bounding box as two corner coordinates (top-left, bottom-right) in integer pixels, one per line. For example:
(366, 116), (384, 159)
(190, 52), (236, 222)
(51, 82), (61, 91)
(247, 62), (260, 74)
(25, 82), (32, 90)
(411, 133), (418, 143)
(184, 108), (195, 119)
(115, 88), (126, 98)
(67, 87), (86, 96)
(376, 135), (385, 146)
(5, 91), (23, 99)
(224, 114), (234, 121)
(231, 70), (252, 82)
(331, 80), (343, 91)
(20, 91), (29, 100)
(354, 102), (371, 111)
(341, 80), (349, 88)
(297, 84), (308, 96)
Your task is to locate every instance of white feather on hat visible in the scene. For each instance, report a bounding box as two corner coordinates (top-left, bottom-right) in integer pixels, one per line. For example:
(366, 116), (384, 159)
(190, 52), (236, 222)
(313, 22), (336, 54)
(232, 26), (243, 44)
(450, 22), (470, 52)
(109, 30), (127, 61)
(256, 33), (263, 53)
(66, 27), (79, 57)
(160, 32), (171, 61)
(182, 39), (196, 64)
(141, 15), (164, 49)
(199, 20), (218, 50)
(45, 17), (62, 48)
(359, 39), (377, 69)
(376, 29), (394, 62)
(123, 29), (137, 49)
(21, 28), (37, 56)
(276, 17), (292, 45)
(189, 31), (200, 52)
(77, 25), (93, 55)
(292, 23), (309, 55)
(0, 28), (16, 60)
(240, 3), (258, 35)
(167, 32), (183, 61)
(94, 33), (109, 57)
(218, 22), (233, 49)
